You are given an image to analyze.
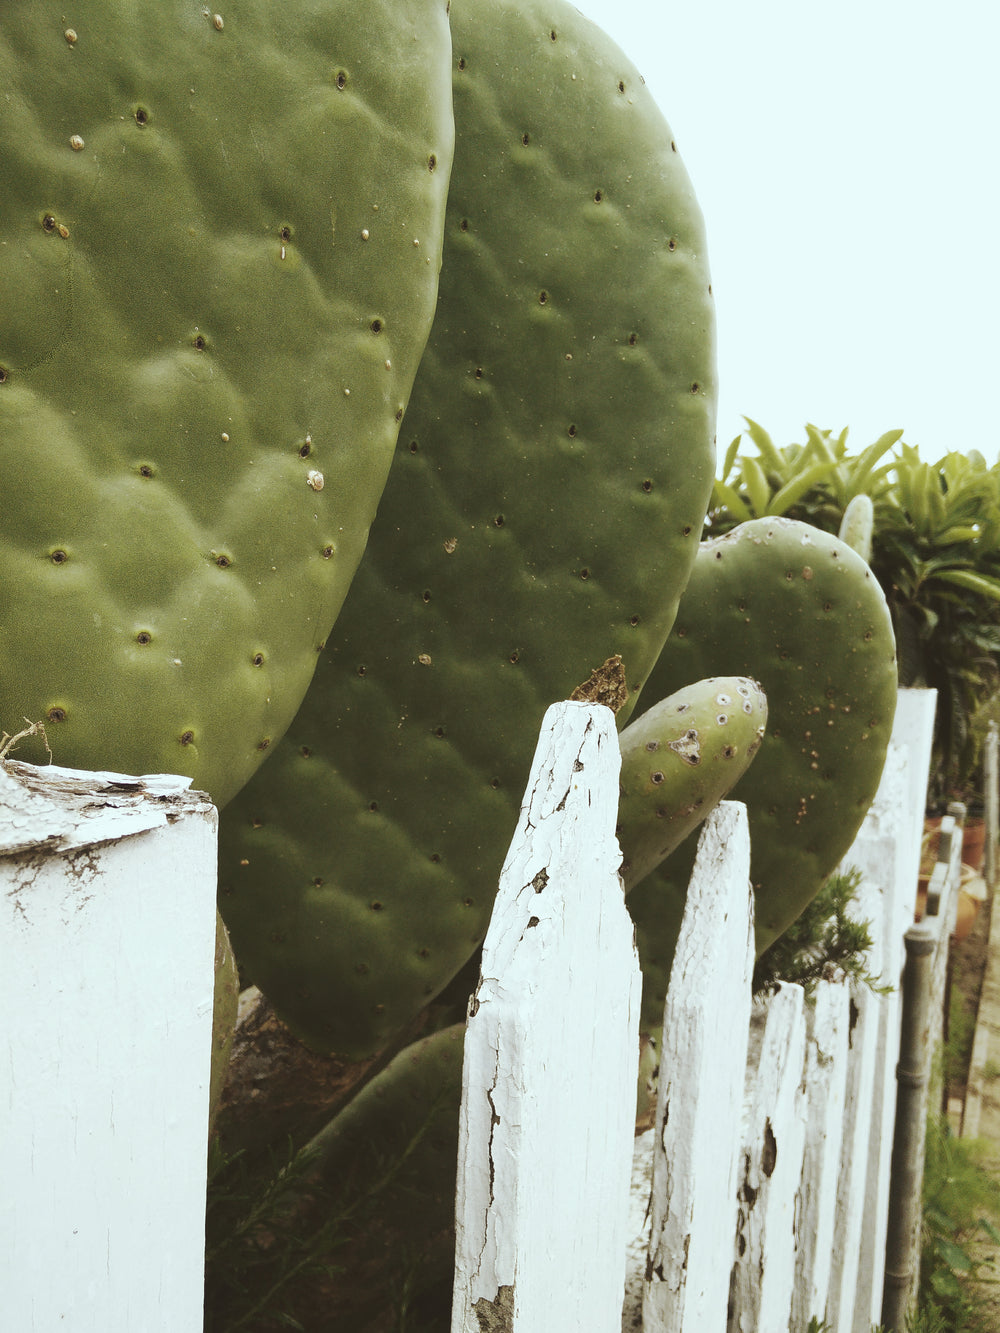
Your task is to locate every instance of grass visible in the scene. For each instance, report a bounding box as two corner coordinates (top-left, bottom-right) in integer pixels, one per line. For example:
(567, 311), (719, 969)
(946, 978), (979, 1098)
(917, 1115), (1000, 1331)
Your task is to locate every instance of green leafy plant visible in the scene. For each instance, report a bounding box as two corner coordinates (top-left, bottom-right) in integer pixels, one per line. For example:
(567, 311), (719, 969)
(751, 865), (888, 998)
(711, 422), (1000, 805)
(919, 1116), (1000, 1332)
(712, 418), (902, 532)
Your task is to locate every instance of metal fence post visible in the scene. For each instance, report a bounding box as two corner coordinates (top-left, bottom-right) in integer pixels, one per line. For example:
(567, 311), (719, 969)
(881, 921), (938, 1331)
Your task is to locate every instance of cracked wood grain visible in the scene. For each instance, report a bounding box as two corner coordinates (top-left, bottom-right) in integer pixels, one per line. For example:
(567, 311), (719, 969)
(1, 758), (211, 856)
(451, 702), (641, 1332)
(643, 801), (753, 1333)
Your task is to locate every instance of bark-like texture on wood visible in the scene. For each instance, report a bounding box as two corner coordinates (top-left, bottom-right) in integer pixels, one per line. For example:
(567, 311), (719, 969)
(1, 757), (211, 854)
(452, 701), (641, 1332)
(644, 800), (753, 1333)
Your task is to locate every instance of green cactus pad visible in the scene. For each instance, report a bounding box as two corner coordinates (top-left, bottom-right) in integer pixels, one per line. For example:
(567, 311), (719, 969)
(0, 0), (454, 805)
(308, 1024), (464, 1216)
(627, 517), (897, 1029)
(218, 0), (716, 1056)
(617, 675), (767, 889)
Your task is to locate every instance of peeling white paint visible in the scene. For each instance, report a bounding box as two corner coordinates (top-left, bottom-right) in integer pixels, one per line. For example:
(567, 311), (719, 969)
(643, 800), (754, 1332)
(451, 702), (641, 1332)
(1, 760), (217, 1331)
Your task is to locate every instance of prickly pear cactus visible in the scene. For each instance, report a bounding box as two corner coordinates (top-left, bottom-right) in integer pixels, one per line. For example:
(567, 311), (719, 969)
(0, 0), (454, 806)
(218, 0), (716, 1056)
(617, 676), (767, 888)
(628, 517), (897, 1028)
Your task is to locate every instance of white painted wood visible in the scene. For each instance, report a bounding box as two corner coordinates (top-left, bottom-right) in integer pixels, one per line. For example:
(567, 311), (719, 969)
(842, 754), (909, 1329)
(0, 760), (200, 854)
(0, 760), (217, 1332)
(825, 872), (887, 1333)
(821, 689), (936, 1330)
(643, 801), (754, 1333)
(885, 689), (937, 928)
(451, 701), (642, 1333)
(789, 980), (851, 1331)
(622, 1128), (656, 1333)
(985, 721), (999, 889)
(728, 983), (808, 1333)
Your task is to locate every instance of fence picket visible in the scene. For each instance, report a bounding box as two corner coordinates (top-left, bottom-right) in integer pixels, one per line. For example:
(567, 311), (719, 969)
(0, 761), (217, 1332)
(789, 980), (851, 1331)
(450, 701), (642, 1332)
(643, 801), (754, 1333)
(846, 744), (916, 1327)
(824, 870), (890, 1333)
(728, 983), (808, 1333)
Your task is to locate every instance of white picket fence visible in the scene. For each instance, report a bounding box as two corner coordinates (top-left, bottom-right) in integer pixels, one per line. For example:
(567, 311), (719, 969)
(0, 687), (955, 1330)
(452, 688), (948, 1333)
(0, 760), (218, 1331)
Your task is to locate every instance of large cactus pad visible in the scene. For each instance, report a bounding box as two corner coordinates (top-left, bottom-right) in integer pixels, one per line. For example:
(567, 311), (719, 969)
(0, 0), (453, 805)
(628, 517), (897, 1027)
(219, 0), (716, 1056)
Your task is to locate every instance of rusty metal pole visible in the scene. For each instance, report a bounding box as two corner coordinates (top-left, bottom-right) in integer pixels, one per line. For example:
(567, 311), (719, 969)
(881, 920), (938, 1331)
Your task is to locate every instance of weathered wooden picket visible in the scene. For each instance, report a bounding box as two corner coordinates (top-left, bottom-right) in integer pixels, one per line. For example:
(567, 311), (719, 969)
(452, 688), (947, 1333)
(0, 686), (964, 1330)
(0, 761), (218, 1331)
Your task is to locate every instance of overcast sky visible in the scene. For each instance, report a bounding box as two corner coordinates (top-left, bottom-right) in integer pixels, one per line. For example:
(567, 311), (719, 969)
(573, 0), (1000, 469)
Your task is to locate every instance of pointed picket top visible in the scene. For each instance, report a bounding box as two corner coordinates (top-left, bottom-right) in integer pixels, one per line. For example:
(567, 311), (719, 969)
(452, 701), (641, 1333)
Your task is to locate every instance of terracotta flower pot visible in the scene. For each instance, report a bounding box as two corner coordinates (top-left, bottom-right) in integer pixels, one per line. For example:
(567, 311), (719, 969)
(962, 817), (986, 871)
(952, 865), (988, 943)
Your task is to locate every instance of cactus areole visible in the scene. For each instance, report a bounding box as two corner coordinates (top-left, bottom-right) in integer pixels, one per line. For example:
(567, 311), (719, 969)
(0, 0), (454, 805)
(219, 0), (717, 1057)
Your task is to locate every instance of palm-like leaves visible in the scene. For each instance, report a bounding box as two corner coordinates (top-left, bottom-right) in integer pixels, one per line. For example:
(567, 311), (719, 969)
(711, 424), (1000, 802)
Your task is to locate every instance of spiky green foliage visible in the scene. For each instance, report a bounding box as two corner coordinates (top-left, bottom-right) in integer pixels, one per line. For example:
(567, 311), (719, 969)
(0, 0), (454, 805)
(750, 864), (886, 998)
(218, 0), (717, 1057)
(627, 517), (897, 1028)
(618, 675), (766, 888)
(710, 419), (902, 534)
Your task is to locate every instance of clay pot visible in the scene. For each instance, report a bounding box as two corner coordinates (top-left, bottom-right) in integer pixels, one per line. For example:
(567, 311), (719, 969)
(962, 817), (986, 871)
(952, 864), (988, 943)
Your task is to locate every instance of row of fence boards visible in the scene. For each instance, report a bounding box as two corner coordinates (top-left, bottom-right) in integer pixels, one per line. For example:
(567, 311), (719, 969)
(452, 690), (940, 1332)
(0, 689), (942, 1330)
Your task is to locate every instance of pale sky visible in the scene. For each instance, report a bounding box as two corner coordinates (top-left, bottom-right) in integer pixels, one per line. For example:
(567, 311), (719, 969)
(573, 0), (1000, 468)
